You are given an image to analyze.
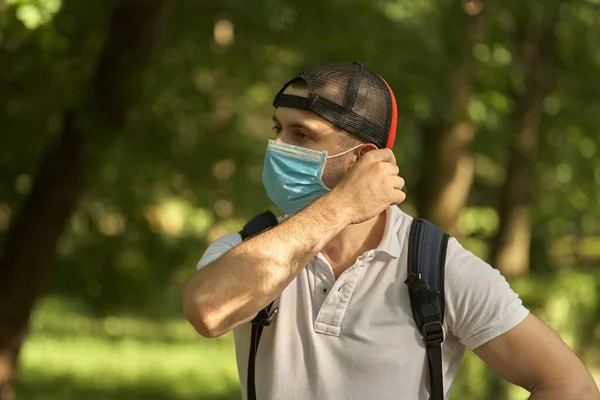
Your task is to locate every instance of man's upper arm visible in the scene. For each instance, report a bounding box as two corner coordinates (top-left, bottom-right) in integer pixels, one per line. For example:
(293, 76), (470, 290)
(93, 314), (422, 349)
(444, 238), (529, 350)
(197, 233), (242, 270)
(473, 313), (598, 395)
(444, 238), (599, 397)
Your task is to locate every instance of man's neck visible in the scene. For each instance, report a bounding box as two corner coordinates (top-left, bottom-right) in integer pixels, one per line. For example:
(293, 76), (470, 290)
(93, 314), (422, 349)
(321, 209), (388, 278)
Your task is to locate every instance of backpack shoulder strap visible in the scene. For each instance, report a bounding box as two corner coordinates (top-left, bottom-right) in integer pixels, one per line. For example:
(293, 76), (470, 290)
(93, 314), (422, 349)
(239, 210), (279, 400)
(405, 218), (450, 400)
(239, 210), (278, 240)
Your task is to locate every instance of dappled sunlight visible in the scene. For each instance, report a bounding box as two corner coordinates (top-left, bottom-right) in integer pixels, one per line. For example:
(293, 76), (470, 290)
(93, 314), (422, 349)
(14, 173), (32, 195)
(472, 43), (491, 63)
(473, 154), (506, 185)
(214, 199), (234, 218)
(459, 207), (499, 237)
(550, 235), (600, 266)
(213, 19), (234, 48)
(462, 0), (484, 16)
(98, 213), (126, 236)
(543, 95), (562, 116)
(7, 0), (61, 29)
(2, 0), (600, 398)
(212, 159), (236, 181)
(188, 208), (216, 238)
(145, 198), (215, 239)
(492, 46), (512, 65)
(206, 218), (245, 243)
(467, 98), (488, 123)
(458, 207), (500, 260)
(378, 0), (433, 22)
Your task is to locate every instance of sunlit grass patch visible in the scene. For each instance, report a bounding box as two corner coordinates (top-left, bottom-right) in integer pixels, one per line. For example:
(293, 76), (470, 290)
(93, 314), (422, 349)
(17, 297), (241, 400)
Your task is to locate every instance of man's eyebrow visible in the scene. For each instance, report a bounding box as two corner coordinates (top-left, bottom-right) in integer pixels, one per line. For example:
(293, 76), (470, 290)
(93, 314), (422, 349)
(272, 115), (319, 135)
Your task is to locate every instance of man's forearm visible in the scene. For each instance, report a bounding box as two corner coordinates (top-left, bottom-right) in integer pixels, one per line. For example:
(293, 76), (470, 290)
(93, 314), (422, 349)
(183, 192), (350, 337)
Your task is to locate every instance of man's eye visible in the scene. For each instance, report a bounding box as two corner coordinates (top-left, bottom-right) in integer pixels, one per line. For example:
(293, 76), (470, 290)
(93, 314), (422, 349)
(272, 126), (282, 136)
(295, 131), (308, 141)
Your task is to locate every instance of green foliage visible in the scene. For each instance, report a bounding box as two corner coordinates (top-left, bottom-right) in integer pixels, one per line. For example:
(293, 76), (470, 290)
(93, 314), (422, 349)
(2, 0), (598, 313)
(6, 0), (61, 29)
(1, 0), (600, 397)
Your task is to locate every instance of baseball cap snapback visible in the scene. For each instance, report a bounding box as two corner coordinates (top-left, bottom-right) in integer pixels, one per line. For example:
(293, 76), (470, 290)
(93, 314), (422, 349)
(273, 62), (398, 149)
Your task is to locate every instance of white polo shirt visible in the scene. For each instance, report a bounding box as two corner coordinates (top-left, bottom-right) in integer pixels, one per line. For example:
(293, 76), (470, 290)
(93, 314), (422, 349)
(197, 206), (529, 400)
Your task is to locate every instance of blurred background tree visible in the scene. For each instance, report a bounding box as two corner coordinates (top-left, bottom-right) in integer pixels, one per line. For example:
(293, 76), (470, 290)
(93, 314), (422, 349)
(0, 0), (598, 399)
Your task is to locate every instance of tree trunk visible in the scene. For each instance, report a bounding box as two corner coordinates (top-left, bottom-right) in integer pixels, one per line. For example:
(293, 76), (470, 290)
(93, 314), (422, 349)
(0, 1), (170, 398)
(0, 113), (83, 400)
(419, 118), (475, 239)
(491, 23), (556, 279)
(417, 11), (481, 238)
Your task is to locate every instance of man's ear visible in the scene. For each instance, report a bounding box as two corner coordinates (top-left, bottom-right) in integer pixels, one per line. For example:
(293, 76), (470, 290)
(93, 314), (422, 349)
(348, 143), (378, 169)
(358, 143), (379, 157)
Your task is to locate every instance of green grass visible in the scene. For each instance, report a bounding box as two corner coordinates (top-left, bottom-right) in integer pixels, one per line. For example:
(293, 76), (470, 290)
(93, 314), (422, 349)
(16, 297), (242, 400)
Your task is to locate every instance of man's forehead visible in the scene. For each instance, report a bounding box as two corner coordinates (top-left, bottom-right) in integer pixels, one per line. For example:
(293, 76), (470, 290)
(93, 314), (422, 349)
(273, 106), (325, 130)
(282, 85), (308, 98)
(274, 83), (340, 135)
(274, 86), (316, 126)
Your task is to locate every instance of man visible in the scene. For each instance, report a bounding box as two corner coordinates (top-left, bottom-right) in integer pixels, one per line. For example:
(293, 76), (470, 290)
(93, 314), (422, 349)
(183, 62), (599, 399)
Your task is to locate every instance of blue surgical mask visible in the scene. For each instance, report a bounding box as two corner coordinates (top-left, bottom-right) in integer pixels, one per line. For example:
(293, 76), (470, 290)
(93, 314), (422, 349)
(262, 140), (362, 215)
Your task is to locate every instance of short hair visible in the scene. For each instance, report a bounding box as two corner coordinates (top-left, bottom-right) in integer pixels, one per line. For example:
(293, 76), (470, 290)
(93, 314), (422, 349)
(286, 78), (369, 149)
(337, 130), (368, 149)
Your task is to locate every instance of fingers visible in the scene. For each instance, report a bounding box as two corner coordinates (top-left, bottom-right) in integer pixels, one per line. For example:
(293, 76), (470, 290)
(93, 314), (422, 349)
(375, 162), (399, 176)
(398, 191), (407, 203)
(365, 148), (396, 165)
(384, 176), (405, 193)
(391, 188), (407, 205)
(392, 176), (405, 190)
(390, 176), (406, 204)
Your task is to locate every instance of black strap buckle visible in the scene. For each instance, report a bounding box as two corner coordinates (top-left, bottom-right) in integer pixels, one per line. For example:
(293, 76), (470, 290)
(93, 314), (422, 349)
(251, 307), (279, 328)
(422, 321), (444, 347)
(405, 273), (440, 303)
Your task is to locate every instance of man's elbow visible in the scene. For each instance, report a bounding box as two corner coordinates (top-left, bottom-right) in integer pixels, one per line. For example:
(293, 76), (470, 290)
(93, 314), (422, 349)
(183, 301), (230, 338)
(182, 281), (227, 339)
(578, 378), (600, 400)
(182, 306), (213, 338)
(567, 365), (600, 399)
(531, 372), (600, 400)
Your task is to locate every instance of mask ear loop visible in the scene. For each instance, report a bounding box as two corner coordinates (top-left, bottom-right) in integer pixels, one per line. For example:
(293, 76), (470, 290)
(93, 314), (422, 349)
(326, 144), (363, 159)
(319, 144), (364, 191)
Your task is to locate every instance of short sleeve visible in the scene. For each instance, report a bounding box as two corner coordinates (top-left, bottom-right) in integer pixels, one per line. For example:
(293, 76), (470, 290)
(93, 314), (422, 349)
(444, 238), (530, 350)
(197, 233), (243, 270)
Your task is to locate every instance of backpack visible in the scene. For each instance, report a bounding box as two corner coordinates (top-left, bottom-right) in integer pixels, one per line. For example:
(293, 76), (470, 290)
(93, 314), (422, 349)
(239, 210), (449, 400)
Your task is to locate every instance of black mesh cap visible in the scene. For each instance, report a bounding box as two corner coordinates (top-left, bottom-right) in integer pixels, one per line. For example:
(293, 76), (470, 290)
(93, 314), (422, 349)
(273, 62), (398, 149)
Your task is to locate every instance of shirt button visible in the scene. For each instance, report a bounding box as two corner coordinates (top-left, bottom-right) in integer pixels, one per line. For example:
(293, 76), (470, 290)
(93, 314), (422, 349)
(321, 287), (329, 294)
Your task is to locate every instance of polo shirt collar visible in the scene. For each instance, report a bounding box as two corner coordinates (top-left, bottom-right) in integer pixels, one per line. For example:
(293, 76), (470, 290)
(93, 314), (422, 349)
(373, 206), (403, 259)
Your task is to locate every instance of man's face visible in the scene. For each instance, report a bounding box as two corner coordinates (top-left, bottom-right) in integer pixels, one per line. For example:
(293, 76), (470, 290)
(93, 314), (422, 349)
(272, 85), (367, 189)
